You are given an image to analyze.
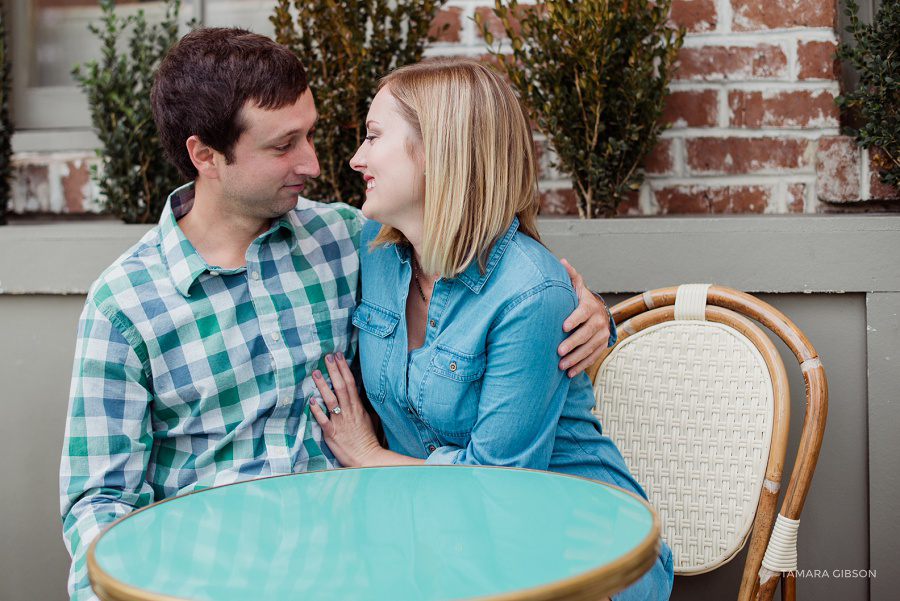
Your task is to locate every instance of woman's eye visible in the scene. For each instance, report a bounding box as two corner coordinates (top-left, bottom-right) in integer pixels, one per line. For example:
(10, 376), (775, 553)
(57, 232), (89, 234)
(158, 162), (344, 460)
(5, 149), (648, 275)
(365, 135), (376, 142)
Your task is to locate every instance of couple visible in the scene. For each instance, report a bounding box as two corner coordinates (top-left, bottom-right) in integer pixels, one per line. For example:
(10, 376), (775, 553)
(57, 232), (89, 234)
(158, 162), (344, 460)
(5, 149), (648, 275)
(60, 28), (673, 601)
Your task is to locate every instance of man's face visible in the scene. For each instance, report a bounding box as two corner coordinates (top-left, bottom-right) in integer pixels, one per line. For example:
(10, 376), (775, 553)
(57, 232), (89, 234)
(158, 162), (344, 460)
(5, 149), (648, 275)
(214, 90), (320, 221)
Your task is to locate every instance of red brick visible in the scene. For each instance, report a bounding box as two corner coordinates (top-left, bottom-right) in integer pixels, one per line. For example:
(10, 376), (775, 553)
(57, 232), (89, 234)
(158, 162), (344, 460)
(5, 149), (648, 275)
(815, 136), (860, 202)
(655, 184), (770, 213)
(644, 139), (675, 176)
(539, 188), (578, 215)
(869, 147), (900, 200)
(787, 183), (807, 212)
(475, 5), (542, 40)
(429, 7), (463, 43)
(797, 41), (840, 81)
(616, 190), (641, 216)
(670, 0), (717, 33)
(731, 0), (836, 32)
(674, 45), (788, 81)
(61, 160), (91, 213)
(662, 89), (718, 127)
(729, 90), (839, 128)
(685, 137), (811, 174)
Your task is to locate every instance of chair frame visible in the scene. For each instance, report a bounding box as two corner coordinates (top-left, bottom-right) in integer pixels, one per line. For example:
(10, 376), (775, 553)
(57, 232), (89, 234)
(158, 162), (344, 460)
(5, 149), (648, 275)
(587, 285), (827, 601)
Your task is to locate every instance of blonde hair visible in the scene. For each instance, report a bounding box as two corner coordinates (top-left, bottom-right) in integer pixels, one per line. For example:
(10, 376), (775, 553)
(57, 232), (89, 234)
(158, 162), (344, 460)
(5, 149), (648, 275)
(371, 57), (541, 277)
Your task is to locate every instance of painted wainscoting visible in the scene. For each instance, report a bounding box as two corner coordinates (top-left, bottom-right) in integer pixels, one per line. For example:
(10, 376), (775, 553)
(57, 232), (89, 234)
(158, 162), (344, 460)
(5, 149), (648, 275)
(1, 215), (898, 601)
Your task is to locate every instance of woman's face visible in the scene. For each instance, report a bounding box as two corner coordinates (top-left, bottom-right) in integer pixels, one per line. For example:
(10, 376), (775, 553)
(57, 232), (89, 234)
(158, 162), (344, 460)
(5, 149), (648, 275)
(350, 88), (425, 236)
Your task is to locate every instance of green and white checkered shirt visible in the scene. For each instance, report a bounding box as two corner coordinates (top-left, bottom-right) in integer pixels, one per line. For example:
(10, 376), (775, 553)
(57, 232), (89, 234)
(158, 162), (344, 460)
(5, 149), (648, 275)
(60, 183), (364, 600)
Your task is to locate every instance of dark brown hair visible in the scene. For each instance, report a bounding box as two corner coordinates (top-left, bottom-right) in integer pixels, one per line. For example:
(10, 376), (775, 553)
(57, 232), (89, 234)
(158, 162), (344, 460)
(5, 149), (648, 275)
(151, 28), (309, 179)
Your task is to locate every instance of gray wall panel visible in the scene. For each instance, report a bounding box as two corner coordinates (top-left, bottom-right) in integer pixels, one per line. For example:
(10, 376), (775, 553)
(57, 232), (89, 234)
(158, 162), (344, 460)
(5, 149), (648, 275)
(1, 216), (896, 601)
(0, 295), (86, 601)
(867, 292), (900, 600)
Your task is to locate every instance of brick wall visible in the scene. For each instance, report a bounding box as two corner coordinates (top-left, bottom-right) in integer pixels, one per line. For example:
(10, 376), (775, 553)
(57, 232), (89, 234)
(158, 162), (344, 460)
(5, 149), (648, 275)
(8, 0), (896, 218)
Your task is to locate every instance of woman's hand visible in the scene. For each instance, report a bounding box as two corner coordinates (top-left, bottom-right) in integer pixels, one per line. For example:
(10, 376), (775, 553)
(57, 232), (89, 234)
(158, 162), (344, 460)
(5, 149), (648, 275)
(557, 258), (612, 377)
(309, 353), (384, 467)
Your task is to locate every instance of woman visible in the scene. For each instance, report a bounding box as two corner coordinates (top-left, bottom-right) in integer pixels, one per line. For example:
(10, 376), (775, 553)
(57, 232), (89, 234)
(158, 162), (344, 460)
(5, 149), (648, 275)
(309, 58), (673, 600)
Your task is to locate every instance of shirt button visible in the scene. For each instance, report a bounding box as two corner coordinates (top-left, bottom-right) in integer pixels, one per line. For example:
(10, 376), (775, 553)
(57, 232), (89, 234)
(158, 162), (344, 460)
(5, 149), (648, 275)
(449, 362), (457, 372)
(281, 396), (291, 407)
(251, 271), (260, 281)
(209, 270), (219, 276)
(429, 319), (436, 328)
(272, 447), (288, 457)
(428, 445), (436, 453)
(271, 332), (280, 342)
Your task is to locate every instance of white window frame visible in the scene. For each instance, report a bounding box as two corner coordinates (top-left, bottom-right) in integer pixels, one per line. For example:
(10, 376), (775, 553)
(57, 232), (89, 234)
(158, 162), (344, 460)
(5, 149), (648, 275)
(8, 1), (224, 153)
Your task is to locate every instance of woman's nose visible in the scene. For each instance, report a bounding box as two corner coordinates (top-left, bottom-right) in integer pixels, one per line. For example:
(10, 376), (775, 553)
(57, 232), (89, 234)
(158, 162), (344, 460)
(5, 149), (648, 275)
(349, 145), (366, 172)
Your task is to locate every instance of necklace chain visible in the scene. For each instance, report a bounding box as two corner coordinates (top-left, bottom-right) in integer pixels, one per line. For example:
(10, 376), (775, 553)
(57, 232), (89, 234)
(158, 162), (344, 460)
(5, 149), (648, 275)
(412, 256), (428, 303)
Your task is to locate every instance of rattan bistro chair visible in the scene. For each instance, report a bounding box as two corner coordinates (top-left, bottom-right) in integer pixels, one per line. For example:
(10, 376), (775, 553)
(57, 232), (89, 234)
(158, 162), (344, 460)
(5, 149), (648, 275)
(586, 284), (827, 601)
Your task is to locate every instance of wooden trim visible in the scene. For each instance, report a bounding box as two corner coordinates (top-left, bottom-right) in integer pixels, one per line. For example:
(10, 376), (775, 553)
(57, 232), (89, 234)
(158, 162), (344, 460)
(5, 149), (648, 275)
(87, 465), (662, 601)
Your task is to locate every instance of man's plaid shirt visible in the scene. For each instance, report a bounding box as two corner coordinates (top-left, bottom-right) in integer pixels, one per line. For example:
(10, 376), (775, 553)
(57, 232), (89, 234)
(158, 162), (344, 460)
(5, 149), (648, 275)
(59, 183), (364, 600)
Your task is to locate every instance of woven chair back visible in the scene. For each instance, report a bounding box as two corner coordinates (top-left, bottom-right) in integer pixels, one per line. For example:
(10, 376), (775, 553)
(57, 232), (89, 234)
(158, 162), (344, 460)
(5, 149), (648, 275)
(591, 303), (787, 575)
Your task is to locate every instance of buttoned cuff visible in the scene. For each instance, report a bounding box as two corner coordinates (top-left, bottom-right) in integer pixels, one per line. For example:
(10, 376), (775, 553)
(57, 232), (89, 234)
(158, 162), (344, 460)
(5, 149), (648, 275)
(424, 445), (464, 465)
(592, 291), (617, 347)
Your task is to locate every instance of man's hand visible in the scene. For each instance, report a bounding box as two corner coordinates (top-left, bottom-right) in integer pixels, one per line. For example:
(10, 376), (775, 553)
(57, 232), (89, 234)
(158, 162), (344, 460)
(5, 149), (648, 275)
(557, 258), (610, 378)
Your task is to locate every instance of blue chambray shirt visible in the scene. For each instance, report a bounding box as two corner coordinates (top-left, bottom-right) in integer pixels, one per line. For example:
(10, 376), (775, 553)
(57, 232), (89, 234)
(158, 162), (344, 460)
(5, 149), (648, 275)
(355, 216), (641, 481)
(354, 217), (673, 600)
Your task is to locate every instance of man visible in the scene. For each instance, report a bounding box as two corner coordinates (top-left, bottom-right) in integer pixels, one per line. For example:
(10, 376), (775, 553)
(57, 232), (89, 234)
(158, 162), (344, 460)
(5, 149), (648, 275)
(60, 28), (612, 601)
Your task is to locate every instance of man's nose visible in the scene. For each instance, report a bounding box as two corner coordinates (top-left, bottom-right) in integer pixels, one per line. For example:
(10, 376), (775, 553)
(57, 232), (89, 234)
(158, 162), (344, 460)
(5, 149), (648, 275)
(295, 142), (320, 178)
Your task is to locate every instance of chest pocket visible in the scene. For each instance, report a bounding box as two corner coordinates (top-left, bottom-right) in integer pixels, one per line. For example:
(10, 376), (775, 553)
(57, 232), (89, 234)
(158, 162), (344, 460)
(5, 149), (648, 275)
(418, 345), (486, 437)
(352, 301), (400, 403)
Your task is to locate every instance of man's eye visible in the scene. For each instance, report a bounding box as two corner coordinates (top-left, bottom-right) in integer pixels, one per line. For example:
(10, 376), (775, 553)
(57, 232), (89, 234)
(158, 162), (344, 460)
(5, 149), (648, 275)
(274, 144), (291, 152)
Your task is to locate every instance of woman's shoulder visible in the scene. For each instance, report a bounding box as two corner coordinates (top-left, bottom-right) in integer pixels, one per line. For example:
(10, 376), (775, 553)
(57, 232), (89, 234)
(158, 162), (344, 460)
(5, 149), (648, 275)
(499, 231), (573, 290)
(476, 231), (577, 316)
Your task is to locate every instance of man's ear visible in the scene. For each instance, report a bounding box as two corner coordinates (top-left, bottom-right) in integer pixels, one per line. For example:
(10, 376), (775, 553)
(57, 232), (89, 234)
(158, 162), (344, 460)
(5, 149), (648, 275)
(186, 135), (220, 180)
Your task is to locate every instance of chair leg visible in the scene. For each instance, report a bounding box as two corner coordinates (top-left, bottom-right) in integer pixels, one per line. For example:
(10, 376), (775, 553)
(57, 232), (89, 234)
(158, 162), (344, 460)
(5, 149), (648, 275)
(781, 572), (795, 601)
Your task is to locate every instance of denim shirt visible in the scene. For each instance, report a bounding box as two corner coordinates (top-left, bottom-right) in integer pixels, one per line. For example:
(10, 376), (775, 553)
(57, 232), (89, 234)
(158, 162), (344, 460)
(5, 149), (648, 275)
(353, 218), (641, 489)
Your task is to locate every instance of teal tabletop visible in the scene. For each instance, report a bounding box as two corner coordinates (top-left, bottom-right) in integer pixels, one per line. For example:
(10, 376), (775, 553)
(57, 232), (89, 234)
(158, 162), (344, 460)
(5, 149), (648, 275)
(88, 466), (659, 601)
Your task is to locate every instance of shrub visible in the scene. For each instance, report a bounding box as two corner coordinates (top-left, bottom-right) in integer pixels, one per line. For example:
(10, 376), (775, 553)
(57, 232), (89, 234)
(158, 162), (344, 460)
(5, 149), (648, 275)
(836, 0), (900, 190)
(0, 2), (12, 226)
(479, 0), (683, 218)
(271, 0), (448, 207)
(72, 0), (185, 224)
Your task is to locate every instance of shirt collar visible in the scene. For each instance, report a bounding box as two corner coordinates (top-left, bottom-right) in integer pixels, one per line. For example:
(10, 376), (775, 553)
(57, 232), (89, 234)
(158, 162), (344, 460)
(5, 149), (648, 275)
(392, 217), (520, 294)
(457, 217), (519, 294)
(159, 182), (299, 297)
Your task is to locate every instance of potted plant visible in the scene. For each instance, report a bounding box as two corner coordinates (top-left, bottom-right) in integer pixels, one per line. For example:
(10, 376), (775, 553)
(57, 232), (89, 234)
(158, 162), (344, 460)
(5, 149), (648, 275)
(836, 0), (899, 191)
(479, 0), (683, 218)
(0, 1), (13, 226)
(72, 0), (185, 224)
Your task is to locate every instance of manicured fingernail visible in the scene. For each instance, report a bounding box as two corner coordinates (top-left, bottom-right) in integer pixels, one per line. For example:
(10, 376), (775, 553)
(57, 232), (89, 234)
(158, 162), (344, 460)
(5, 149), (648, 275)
(326, 354), (334, 363)
(313, 370), (322, 379)
(336, 351), (344, 361)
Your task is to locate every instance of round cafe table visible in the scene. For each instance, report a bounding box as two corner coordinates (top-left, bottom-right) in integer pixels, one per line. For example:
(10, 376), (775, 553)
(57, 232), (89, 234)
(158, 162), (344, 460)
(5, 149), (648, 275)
(87, 466), (660, 601)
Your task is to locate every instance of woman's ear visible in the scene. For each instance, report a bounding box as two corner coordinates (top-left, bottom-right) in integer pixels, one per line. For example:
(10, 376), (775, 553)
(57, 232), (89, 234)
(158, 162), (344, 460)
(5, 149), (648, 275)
(186, 135), (220, 180)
